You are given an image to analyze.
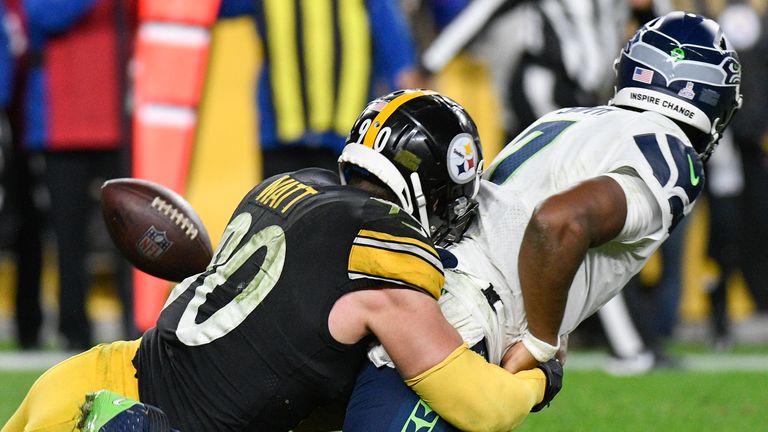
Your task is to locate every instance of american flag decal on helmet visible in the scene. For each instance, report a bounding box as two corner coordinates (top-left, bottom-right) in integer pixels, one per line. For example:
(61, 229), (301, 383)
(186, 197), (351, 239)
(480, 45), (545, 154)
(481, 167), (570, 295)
(632, 67), (654, 84)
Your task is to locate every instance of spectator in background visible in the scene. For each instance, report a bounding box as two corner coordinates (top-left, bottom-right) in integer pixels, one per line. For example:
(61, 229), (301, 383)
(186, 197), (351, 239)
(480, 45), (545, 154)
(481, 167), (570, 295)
(1, 0), (47, 350)
(428, 0), (630, 139)
(218, 0), (426, 179)
(21, 0), (137, 350)
(658, 0), (768, 335)
(681, 0), (768, 348)
(616, 216), (690, 371)
(401, 0), (470, 51)
(716, 1), (768, 313)
(0, 3), (15, 244)
(703, 132), (743, 350)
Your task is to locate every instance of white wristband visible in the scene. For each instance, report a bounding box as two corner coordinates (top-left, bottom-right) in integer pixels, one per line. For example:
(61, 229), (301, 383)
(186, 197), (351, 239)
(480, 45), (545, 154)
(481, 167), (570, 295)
(521, 331), (560, 363)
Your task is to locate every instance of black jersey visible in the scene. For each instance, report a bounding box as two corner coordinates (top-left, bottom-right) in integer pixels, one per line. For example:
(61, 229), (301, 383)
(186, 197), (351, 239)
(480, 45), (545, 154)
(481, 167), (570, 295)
(133, 168), (444, 431)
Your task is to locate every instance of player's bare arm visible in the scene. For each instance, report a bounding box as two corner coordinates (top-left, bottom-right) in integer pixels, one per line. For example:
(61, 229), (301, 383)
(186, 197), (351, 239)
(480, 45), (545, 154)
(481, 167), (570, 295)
(330, 287), (464, 378)
(518, 175), (626, 349)
(330, 287), (558, 431)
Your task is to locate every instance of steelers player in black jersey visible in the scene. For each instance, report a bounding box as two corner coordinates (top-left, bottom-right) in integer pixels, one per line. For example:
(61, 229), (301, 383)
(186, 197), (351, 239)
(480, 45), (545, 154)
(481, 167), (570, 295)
(133, 167), (452, 431)
(4, 90), (561, 432)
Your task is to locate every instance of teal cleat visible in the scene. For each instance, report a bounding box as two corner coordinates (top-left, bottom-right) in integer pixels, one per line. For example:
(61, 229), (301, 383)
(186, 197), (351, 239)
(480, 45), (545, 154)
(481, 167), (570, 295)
(79, 389), (175, 432)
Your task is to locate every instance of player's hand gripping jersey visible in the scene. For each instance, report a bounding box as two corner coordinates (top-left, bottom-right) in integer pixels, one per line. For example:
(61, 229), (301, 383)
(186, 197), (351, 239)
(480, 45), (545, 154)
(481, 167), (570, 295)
(133, 168), (444, 432)
(448, 105), (704, 346)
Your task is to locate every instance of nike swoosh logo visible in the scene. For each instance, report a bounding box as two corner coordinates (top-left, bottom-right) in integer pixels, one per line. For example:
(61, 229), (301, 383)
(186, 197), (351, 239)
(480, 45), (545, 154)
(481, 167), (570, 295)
(112, 398), (127, 406)
(401, 220), (429, 237)
(687, 154), (700, 186)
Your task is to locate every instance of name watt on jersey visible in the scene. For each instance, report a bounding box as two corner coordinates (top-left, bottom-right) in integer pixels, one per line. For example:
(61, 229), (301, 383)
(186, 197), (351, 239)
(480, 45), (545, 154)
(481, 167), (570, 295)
(255, 175), (318, 213)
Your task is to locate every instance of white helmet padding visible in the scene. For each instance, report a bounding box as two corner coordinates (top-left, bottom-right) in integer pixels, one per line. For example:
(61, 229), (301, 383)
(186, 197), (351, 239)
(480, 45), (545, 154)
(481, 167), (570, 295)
(338, 143), (431, 230)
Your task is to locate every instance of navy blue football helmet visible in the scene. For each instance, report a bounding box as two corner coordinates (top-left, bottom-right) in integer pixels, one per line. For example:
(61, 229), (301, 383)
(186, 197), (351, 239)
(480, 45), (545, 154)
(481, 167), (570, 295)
(338, 89), (484, 246)
(612, 11), (742, 161)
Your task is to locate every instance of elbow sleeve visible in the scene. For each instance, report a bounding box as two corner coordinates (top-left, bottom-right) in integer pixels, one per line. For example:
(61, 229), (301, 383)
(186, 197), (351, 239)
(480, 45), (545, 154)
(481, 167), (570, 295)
(405, 344), (546, 432)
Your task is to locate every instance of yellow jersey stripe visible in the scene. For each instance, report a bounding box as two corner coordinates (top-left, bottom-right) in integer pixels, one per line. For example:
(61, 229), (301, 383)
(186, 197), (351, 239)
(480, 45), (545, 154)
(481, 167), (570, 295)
(301, 0), (334, 132)
(361, 90), (437, 148)
(357, 229), (439, 260)
(353, 237), (442, 272)
(265, 0), (304, 141)
(334, 0), (370, 135)
(349, 244), (444, 299)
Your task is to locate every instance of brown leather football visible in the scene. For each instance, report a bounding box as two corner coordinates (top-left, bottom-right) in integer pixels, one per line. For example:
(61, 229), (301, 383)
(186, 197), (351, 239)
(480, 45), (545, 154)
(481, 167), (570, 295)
(101, 178), (213, 282)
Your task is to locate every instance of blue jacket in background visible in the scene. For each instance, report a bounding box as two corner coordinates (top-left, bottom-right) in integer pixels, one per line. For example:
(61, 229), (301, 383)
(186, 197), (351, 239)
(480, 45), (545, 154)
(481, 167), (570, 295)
(0, 2), (15, 109)
(22, 0), (96, 149)
(21, 0), (133, 151)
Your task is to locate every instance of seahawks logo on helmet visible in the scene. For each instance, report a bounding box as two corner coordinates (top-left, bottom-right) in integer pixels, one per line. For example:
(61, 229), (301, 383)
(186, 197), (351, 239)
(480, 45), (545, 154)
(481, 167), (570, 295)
(611, 11), (743, 161)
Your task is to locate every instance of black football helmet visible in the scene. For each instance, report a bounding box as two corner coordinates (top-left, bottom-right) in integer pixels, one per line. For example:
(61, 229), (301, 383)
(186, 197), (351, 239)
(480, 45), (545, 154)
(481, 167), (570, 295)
(339, 89), (484, 246)
(611, 11), (743, 161)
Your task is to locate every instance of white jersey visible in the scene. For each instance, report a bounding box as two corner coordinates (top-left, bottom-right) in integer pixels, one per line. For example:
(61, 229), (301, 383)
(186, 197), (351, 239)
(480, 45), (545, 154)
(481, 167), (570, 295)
(448, 105), (704, 345)
(367, 105), (704, 368)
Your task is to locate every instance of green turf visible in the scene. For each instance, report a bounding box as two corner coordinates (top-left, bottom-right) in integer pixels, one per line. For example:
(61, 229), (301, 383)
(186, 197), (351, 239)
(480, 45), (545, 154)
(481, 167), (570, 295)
(518, 370), (768, 431)
(0, 370), (42, 425)
(2, 368), (766, 430)
(666, 341), (768, 355)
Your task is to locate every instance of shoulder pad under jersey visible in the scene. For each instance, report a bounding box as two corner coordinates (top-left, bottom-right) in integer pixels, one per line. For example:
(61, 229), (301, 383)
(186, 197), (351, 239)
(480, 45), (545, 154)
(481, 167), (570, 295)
(347, 198), (445, 299)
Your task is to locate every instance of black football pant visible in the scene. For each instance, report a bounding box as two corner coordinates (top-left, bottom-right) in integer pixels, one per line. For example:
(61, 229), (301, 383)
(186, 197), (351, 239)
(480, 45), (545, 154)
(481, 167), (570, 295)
(43, 149), (135, 350)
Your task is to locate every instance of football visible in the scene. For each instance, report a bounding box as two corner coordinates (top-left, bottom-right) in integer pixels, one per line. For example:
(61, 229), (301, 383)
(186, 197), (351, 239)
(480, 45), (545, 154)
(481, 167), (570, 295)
(101, 178), (213, 282)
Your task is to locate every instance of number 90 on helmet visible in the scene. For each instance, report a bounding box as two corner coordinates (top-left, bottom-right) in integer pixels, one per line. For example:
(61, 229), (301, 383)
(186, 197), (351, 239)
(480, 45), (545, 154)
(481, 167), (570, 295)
(338, 89), (484, 246)
(612, 11), (743, 161)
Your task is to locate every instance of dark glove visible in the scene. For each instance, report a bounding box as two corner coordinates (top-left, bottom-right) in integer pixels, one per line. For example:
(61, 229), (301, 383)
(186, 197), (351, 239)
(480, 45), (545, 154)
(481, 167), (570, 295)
(530, 358), (563, 412)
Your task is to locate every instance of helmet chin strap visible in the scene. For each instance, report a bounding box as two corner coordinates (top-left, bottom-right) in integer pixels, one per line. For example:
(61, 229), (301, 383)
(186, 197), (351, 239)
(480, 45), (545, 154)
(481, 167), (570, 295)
(701, 117), (722, 162)
(409, 172), (430, 234)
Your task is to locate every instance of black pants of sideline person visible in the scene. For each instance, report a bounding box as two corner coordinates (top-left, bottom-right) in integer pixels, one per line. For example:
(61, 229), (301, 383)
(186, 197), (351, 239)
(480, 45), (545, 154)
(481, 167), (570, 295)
(9, 151), (44, 349)
(43, 149), (137, 350)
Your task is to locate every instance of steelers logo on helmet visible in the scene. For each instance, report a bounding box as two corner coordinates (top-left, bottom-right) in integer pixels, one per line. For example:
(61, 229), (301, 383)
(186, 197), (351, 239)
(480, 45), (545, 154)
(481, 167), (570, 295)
(448, 133), (479, 184)
(339, 89), (484, 246)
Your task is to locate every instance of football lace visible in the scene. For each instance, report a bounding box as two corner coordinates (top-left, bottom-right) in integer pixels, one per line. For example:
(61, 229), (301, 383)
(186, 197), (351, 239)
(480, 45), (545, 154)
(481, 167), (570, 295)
(150, 197), (200, 240)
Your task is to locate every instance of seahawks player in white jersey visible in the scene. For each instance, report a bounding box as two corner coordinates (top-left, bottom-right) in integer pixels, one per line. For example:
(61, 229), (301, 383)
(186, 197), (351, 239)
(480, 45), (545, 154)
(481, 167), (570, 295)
(472, 10), (741, 371)
(343, 11), (742, 431)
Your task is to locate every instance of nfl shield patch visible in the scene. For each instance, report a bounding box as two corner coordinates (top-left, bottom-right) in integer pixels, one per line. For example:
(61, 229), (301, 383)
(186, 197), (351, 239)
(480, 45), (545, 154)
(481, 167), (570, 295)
(136, 226), (172, 259)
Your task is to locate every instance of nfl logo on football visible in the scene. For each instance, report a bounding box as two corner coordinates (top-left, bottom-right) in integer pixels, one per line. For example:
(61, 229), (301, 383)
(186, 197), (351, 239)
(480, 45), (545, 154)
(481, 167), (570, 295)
(137, 225), (173, 259)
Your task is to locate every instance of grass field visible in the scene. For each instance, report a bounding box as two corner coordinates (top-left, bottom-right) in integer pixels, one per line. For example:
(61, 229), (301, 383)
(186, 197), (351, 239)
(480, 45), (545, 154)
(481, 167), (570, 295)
(2, 361), (766, 431)
(518, 370), (767, 431)
(1, 370), (44, 424)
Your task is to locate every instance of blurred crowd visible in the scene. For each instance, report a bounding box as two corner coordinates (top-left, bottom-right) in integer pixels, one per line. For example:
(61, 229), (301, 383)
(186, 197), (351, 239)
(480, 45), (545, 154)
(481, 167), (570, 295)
(0, 0), (766, 372)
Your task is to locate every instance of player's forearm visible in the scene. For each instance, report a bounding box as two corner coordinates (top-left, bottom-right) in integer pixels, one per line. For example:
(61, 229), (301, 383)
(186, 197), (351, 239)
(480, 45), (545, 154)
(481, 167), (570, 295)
(406, 344), (545, 432)
(518, 202), (590, 346)
(519, 178), (627, 348)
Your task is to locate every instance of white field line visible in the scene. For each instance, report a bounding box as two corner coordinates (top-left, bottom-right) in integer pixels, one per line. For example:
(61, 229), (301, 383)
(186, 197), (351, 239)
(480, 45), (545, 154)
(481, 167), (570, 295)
(565, 352), (768, 372)
(0, 351), (766, 372)
(0, 351), (74, 371)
